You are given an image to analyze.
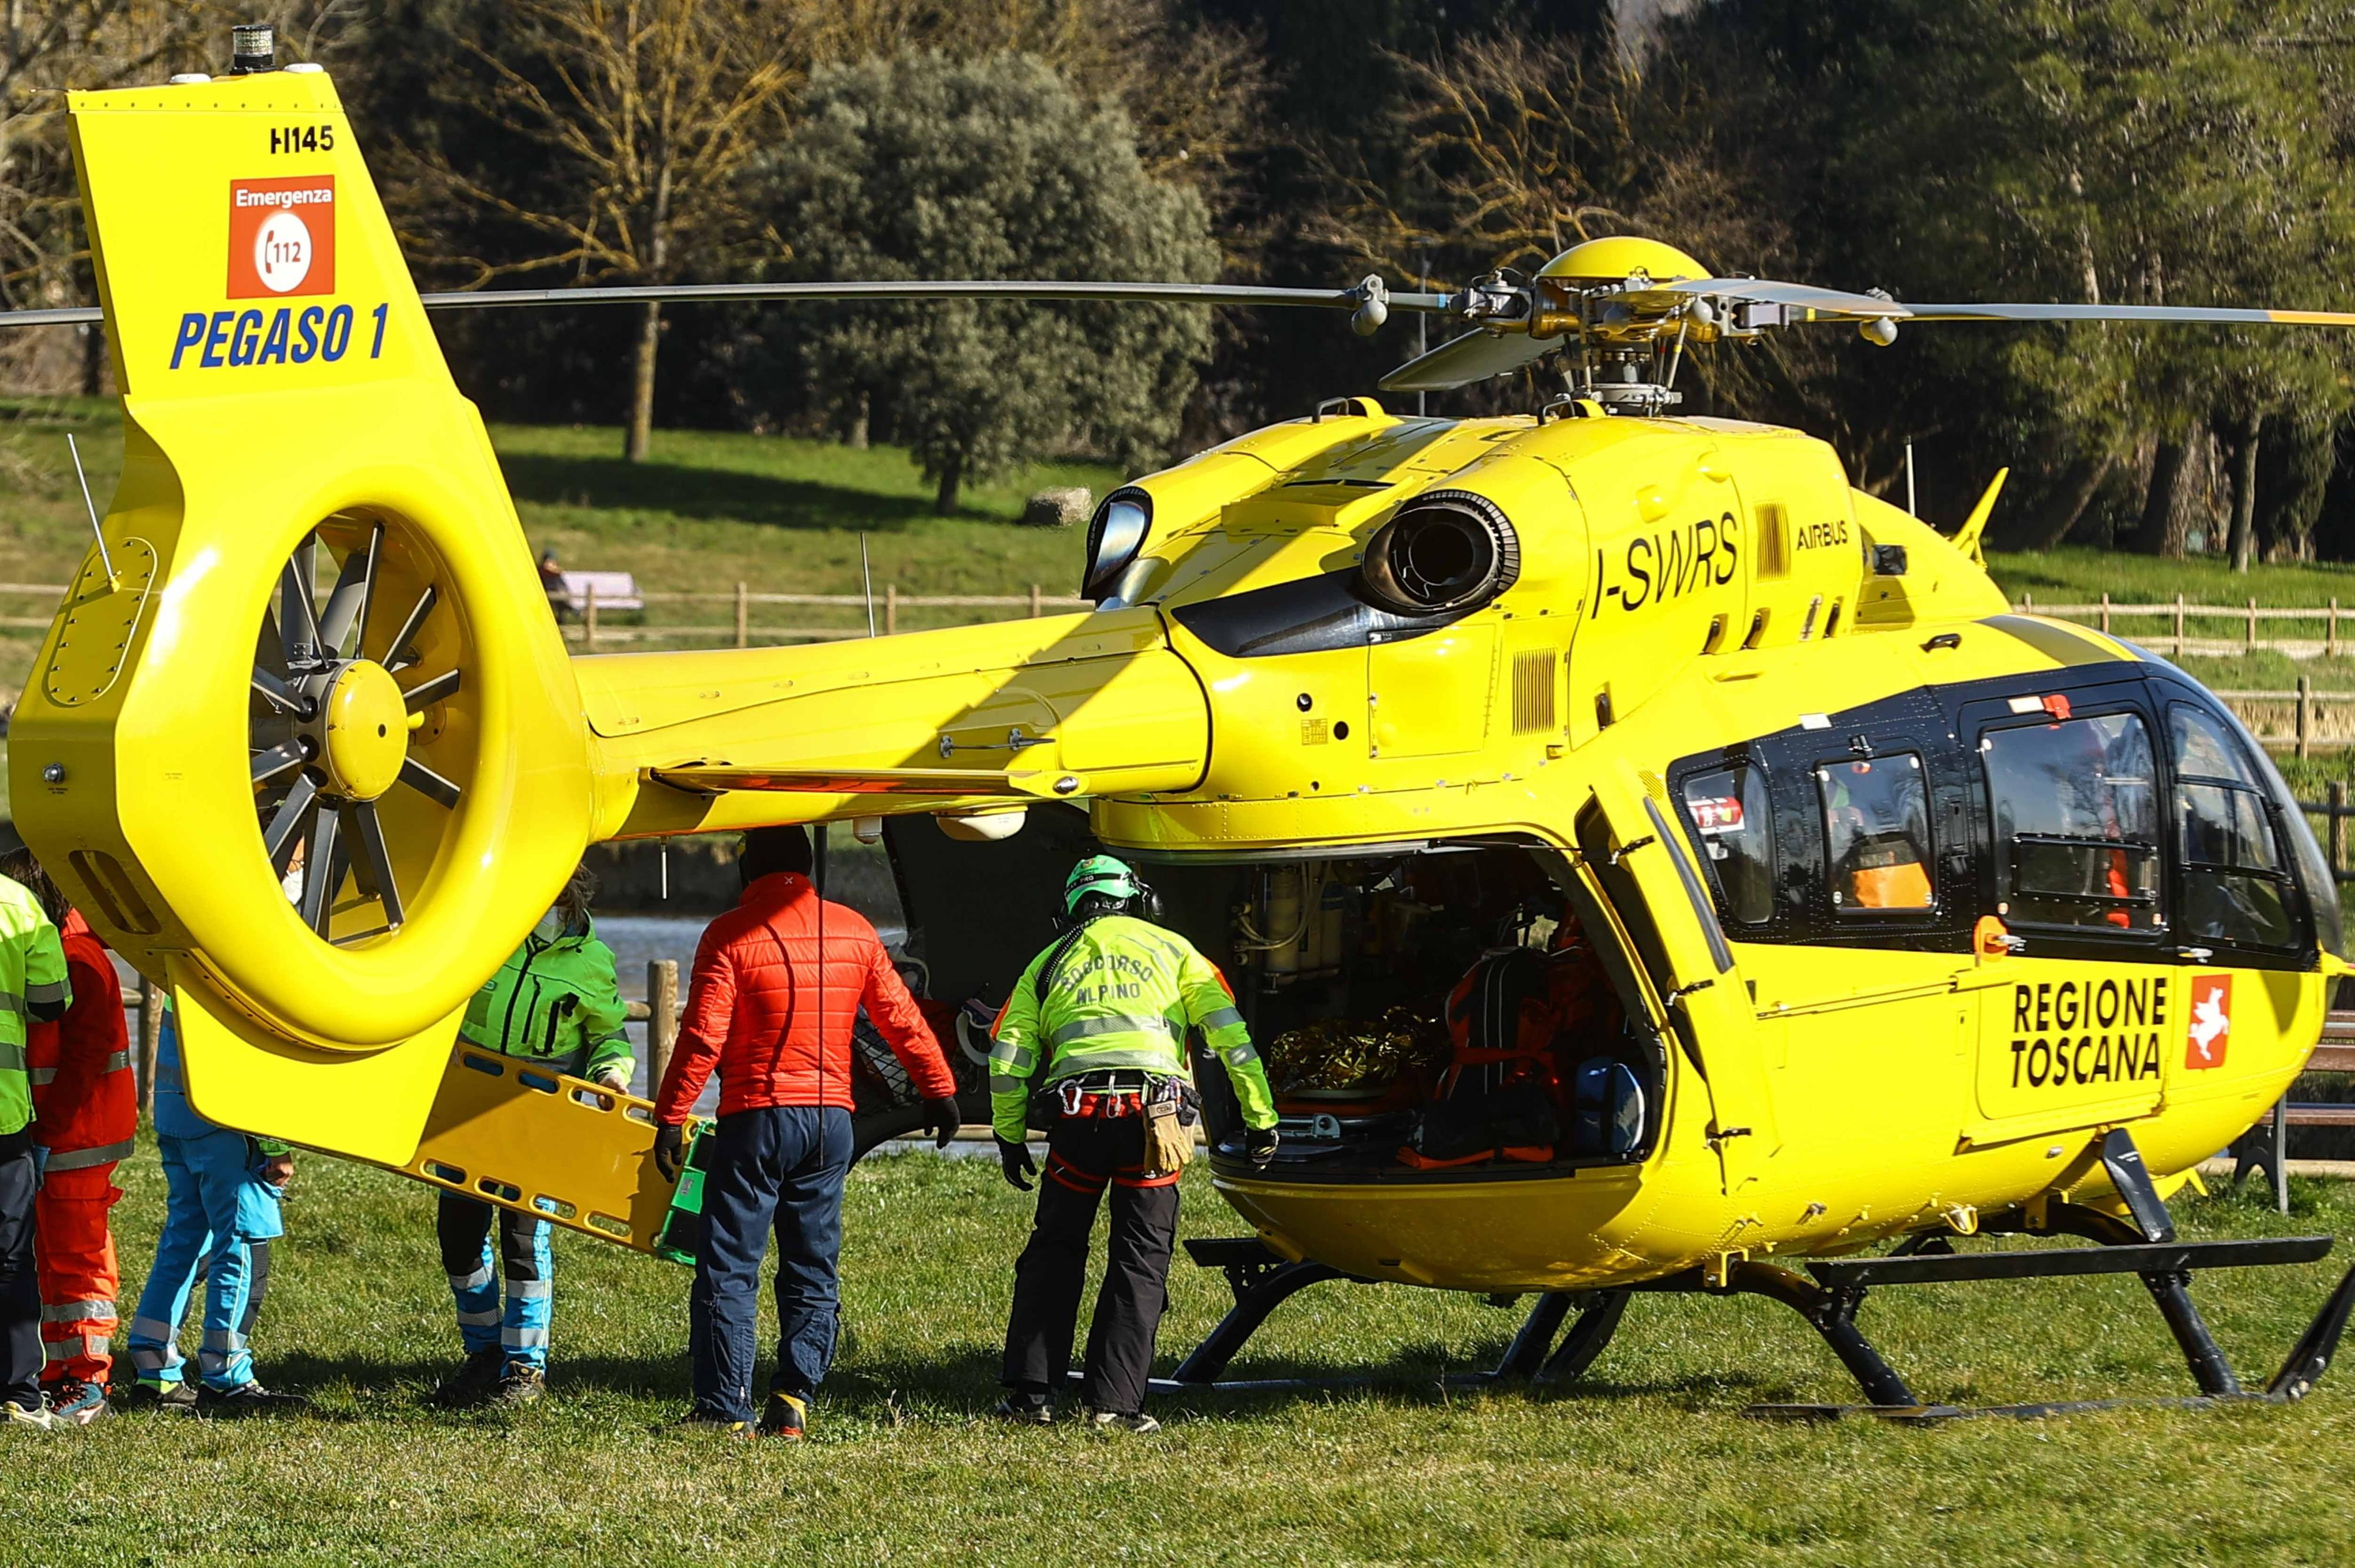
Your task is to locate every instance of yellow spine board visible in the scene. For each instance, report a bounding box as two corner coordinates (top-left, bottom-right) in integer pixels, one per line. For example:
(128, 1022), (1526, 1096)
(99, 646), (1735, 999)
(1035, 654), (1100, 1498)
(396, 1041), (676, 1253)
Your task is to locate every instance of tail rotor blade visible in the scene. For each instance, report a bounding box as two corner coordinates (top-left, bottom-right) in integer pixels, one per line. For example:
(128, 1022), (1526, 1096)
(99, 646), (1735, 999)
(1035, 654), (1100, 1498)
(262, 775), (319, 874)
(320, 522), (383, 655)
(301, 805), (343, 937)
(346, 799), (404, 929)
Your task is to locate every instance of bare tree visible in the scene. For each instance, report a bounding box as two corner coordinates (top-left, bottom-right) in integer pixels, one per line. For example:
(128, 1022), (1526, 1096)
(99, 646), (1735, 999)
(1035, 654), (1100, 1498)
(397, 0), (800, 462)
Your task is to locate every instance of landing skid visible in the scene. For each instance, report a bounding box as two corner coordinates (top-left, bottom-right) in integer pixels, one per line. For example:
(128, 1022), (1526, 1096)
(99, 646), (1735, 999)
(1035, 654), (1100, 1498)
(1725, 1219), (2355, 1421)
(1147, 1237), (1631, 1396)
(1162, 1189), (2355, 1420)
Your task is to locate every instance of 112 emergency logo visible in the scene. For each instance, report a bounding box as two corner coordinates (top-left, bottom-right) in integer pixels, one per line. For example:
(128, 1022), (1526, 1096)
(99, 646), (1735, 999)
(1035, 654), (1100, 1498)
(228, 176), (334, 297)
(2186, 974), (2232, 1071)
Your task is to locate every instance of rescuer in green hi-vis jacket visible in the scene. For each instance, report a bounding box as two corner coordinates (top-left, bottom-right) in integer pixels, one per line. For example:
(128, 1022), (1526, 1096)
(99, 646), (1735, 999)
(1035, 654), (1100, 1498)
(431, 863), (633, 1410)
(988, 855), (1279, 1432)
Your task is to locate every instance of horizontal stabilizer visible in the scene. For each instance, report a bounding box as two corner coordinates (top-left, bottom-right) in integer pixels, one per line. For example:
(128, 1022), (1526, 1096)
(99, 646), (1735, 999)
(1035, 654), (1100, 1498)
(651, 763), (1045, 796)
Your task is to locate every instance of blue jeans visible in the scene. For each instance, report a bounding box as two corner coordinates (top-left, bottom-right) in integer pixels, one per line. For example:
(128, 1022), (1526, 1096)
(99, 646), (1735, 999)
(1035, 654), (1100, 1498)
(689, 1105), (851, 1422)
(127, 1130), (284, 1390)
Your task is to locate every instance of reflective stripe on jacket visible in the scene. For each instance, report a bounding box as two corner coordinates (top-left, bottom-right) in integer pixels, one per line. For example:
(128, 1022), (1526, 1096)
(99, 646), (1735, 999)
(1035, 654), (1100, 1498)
(459, 921), (633, 1084)
(27, 910), (134, 1156)
(989, 913), (1276, 1141)
(656, 872), (954, 1122)
(0, 875), (71, 1137)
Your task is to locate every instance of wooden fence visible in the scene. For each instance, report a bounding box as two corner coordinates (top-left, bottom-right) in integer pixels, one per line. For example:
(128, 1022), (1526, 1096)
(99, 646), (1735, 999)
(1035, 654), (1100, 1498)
(562, 582), (1088, 650)
(2, 579), (1090, 652)
(2018, 592), (2355, 661)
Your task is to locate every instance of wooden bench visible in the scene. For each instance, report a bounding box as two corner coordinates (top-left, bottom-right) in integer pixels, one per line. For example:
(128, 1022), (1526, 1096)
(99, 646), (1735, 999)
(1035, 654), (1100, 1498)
(2230, 1016), (2355, 1210)
(552, 569), (642, 614)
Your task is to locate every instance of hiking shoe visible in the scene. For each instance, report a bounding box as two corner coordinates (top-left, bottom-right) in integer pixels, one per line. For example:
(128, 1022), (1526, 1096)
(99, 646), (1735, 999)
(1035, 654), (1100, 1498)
(992, 1394), (1055, 1425)
(1089, 1409), (1161, 1434)
(2, 1400), (54, 1434)
(197, 1380), (309, 1417)
(44, 1379), (109, 1427)
(116, 1378), (198, 1414)
(490, 1361), (546, 1408)
(678, 1409), (752, 1439)
(758, 1391), (807, 1440)
(431, 1347), (507, 1410)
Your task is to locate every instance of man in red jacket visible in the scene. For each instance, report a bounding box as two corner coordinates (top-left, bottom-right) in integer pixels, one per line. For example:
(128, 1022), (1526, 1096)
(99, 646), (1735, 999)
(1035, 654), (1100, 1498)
(1, 845), (133, 1426)
(653, 825), (959, 1439)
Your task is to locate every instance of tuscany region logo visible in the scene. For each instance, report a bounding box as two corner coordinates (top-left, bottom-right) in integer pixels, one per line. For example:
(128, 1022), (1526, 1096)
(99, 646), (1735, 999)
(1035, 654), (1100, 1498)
(2185, 974), (2232, 1071)
(228, 176), (336, 298)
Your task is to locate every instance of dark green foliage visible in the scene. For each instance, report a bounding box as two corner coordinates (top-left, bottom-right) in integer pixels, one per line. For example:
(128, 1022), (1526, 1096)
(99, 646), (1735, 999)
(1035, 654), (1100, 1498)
(753, 52), (1218, 512)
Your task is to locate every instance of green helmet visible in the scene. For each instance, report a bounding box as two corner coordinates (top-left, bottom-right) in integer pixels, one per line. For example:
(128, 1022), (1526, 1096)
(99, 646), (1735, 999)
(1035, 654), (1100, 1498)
(1063, 854), (1145, 916)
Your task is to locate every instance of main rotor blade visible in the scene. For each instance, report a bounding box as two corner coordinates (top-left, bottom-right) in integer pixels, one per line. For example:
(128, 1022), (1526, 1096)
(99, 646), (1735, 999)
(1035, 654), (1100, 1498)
(1893, 302), (2355, 327)
(414, 279), (1458, 315)
(321, 523), (382, 655)
(262, 775), (319, 873)
(1641, 277), (1911, 318)
(344, 799), (404, 928)
(0, 280), (1457, 330)
(1381, 328), (1562, 392)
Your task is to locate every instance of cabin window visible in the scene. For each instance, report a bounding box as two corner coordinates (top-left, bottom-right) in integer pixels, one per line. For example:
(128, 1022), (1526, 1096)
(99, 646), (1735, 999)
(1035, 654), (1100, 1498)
(1980, 712), (2162, 932)
(2169, 705), (2298, 949)
(1681, 765), (1774, 924)
(1817, 753), (1933, 913)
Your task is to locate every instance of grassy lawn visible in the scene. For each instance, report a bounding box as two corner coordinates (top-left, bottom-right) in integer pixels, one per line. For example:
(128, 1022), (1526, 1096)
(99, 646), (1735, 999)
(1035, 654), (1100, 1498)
(2, 1144), (2351, 1564)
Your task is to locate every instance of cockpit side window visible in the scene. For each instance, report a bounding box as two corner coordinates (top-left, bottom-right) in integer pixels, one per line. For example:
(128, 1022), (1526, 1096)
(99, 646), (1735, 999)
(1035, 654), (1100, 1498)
(1979, 712), (2163, 934)
(2168, 703), (2302, 952)
(1680, 765), (1774, 925)
(1816, 753), (1934, 914)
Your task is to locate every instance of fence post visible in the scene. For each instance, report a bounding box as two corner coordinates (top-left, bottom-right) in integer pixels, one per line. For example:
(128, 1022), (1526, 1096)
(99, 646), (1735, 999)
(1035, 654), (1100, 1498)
(2298, 675), (2313, 759)
(2333, 599), (2341, 660)
(2174, 593), (2186, 657)
(583, 581), (599, 652)
(2022, 591), (2033, 613)
(885, 583), (898, 636)
(734, 581), (749, 649)
(2333, 782), (2349, 881)
(1030, 583), (1043, 617)
(2099, 592), (2111, 633)
(137, 983), (161, 1121)
(2247, 596), (2258, 653)
(646, 959), (679, 1095)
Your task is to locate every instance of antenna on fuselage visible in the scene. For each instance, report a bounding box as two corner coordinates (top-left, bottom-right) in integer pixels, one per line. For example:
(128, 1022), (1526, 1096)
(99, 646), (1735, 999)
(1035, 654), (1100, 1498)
(66, 434), (116, 589)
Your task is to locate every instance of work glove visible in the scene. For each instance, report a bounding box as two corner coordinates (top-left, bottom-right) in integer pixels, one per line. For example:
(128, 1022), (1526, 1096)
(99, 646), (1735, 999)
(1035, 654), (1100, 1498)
(1245, 1125), (1280, 1169)
(654, 1121), (688, 1183)
(595, 1066), (631, 1093)
(920, 1095), (961, 1150)
(996, 1135), (1037, 1192)
(29, 1145), (48, 1192)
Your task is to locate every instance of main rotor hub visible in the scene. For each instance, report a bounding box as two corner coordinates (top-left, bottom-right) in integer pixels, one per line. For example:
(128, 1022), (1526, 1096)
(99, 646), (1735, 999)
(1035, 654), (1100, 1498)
(313, 659), (406, 800)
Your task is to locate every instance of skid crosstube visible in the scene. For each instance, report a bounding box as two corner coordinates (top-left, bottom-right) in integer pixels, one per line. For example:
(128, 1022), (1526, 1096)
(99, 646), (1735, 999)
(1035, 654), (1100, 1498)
(389, 1041), (681, 1253)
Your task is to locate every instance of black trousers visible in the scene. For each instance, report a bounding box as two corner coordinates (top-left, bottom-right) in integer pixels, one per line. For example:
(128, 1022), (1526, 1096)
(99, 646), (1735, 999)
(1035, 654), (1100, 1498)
(1000, 1111), (1180, 1417)
(0, 1131), (39, 1413)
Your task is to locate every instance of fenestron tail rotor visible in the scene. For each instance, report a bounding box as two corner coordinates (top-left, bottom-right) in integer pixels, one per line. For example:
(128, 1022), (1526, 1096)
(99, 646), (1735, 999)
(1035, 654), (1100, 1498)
(247, 518), (470, 947)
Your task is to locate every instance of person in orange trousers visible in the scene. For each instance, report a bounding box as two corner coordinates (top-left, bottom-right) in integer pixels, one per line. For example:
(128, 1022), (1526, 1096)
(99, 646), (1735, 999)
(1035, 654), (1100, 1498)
(0, 839), (132, 1427)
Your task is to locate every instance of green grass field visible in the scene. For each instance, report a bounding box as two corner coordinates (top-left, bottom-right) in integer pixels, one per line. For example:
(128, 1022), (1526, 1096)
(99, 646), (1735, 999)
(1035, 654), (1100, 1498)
(1, 1144), (2351, 1565)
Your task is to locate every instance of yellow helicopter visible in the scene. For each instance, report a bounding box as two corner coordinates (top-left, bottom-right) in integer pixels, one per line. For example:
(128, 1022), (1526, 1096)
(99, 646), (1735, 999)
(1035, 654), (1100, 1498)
(11, 59), (2355, 1418)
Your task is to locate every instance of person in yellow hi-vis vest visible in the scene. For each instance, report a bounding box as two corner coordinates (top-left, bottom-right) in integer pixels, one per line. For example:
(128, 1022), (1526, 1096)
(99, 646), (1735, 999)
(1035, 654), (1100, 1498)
(987, 855), (1278, 1432)
(1, 838), (72, 1431)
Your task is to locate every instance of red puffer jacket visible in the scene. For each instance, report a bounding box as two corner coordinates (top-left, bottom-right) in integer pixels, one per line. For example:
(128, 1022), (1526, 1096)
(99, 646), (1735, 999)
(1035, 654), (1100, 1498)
(655, 872), (953, 1122)
(28, 909), (135, 1158)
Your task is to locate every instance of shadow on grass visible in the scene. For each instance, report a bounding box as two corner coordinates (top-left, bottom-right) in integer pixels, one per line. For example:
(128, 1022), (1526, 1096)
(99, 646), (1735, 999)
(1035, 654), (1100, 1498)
(500, 449), (977, 531)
